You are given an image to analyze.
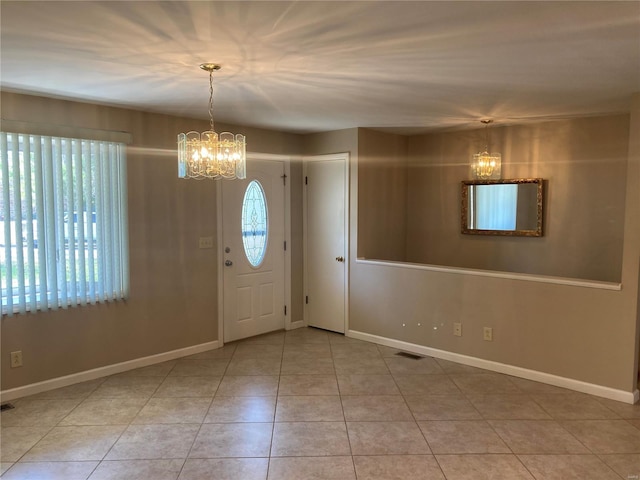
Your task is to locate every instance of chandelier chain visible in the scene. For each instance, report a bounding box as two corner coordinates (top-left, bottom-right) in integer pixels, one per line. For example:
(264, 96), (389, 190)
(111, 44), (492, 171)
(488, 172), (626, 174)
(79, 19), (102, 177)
(482, 119), (492, 151)
(208, 70), (215, 132)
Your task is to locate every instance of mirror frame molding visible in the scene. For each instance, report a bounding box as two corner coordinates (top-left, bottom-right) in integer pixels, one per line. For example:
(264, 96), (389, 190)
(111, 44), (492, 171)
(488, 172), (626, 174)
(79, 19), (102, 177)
(461, 178), (544, 237)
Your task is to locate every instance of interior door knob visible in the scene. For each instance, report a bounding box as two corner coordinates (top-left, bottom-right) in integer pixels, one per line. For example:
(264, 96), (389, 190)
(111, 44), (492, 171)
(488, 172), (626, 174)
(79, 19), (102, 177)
(335, 256), (344, 262)
(225, 260), (233, 266)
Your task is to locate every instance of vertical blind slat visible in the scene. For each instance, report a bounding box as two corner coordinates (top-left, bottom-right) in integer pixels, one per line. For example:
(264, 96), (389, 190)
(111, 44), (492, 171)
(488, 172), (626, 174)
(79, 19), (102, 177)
(10, 133), (26, 312)
(117, 144), (129, 298)
(33, 136), (48, 311)
(74, 139), (86, 304)
(103, 143), (113, 298)
(114, 146), (121, 296)
(53, 138), (68, 308)
(108, 143), (120, 295)
(43, 136), (58, 310)
(86, 141), (96, 303)
(65, 139), (77, 303)
(94, 141), (104, 302)
(1, 133), (13, 315)
(22, 136), (37, 313)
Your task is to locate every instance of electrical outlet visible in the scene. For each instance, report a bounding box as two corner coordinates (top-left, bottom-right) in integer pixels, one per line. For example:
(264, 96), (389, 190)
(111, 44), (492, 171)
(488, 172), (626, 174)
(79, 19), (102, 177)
(10, 351), (23, 368)
(198, 236), (214, 249)
(483, 327), (493, 341)
(453, 322), (462, 337)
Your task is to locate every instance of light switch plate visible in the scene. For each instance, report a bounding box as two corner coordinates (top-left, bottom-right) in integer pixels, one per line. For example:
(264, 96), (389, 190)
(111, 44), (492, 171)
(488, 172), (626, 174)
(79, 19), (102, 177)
(199, 237), (214, 249)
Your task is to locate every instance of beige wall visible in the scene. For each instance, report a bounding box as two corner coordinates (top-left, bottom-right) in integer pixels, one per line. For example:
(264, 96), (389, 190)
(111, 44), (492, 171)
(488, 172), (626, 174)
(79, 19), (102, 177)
(303, 128), (359, 158)
(356, 129), (408, 261)
(625, 95), (640, 379)
(405, 116), (629, 282)
(346, 106), (639, 393)
(1, 92), (303, 390)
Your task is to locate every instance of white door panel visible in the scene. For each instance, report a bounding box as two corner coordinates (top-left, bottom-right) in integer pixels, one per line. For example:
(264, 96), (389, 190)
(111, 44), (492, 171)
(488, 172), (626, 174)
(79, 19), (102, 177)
(223, 159), (285, 342)
(304, 155), (348, 333)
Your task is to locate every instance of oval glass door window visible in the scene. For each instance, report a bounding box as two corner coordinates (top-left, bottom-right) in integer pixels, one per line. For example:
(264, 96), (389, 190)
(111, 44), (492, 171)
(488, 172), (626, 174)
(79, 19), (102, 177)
(241, 180), (269, 267)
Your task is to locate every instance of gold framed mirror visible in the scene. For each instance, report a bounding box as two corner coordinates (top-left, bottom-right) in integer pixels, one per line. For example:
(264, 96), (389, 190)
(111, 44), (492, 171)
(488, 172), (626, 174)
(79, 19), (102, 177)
(461, 178), (544, 237)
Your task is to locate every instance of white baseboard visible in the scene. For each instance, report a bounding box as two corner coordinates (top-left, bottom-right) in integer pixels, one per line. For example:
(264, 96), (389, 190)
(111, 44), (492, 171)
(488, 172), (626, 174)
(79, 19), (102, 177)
(347, 329), (639, 405)
(0, 340), (219, 403)
(4, 331), (637, 406)
(287, 320), (305, 331)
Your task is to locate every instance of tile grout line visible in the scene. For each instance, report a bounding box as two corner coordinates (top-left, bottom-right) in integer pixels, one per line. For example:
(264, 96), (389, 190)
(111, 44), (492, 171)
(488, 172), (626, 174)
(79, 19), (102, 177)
(265, 336), (285, 479)
(175, 357), (224, 479)
(93, 362), (176, 472)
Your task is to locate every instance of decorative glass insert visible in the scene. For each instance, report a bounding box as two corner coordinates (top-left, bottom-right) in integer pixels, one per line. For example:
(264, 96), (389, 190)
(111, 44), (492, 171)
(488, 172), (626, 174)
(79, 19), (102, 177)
(241, 180), (268, 267)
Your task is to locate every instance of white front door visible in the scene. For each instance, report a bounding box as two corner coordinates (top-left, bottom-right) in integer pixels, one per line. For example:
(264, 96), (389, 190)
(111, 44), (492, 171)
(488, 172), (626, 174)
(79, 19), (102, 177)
(222, 159), (286, 342)
(304, 154), (348, 333)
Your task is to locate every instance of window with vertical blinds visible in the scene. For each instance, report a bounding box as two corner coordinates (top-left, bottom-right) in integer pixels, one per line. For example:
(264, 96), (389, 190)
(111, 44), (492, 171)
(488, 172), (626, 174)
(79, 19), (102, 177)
(0, 132), (129, 316)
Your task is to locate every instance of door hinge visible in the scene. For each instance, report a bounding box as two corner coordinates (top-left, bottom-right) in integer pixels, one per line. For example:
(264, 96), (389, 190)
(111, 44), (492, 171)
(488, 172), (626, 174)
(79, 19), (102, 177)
(284, 241), (287, 251)
(305, 176), (308, 185)
(281, 173), (287, 186)
(305, 295), (309, 304)
(284, 305), (287, 315)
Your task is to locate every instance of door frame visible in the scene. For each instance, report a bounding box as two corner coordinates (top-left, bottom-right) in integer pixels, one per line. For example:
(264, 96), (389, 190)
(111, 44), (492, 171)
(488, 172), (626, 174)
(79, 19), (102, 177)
(302, 152), (350, 332)
(217, 153), (292, 347)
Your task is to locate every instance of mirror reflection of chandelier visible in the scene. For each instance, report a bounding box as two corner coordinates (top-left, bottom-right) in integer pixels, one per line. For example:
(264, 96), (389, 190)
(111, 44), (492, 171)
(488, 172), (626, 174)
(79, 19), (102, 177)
(178, 64), (246, 180)
(471, 120), (501, 180)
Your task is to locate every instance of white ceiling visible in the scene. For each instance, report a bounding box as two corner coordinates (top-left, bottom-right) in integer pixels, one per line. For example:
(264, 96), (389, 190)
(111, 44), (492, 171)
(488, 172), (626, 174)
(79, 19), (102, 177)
(1, 1), (639, 134)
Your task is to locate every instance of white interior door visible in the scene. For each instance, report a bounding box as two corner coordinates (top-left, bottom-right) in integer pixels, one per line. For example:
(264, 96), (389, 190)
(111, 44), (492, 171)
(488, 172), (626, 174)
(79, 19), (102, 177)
(304, 154), (348, 333)
(222, 159), (286, 342)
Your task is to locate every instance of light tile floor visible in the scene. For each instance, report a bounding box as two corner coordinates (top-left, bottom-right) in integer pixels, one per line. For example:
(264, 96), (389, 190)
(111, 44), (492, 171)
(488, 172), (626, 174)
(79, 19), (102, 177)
(2, 327), (640, 479)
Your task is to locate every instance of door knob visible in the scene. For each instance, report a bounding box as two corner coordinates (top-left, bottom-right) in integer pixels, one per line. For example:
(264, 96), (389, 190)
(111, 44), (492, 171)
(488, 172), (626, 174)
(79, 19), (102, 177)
(335, 256), (344, 262)
(225, 260), (233, 266)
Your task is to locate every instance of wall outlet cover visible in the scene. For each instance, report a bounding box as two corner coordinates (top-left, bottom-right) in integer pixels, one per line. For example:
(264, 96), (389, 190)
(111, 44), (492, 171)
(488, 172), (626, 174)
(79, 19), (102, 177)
(453, 322), (462, 337)
(483, 327), (493, 341)
(10, 351), (23, 368)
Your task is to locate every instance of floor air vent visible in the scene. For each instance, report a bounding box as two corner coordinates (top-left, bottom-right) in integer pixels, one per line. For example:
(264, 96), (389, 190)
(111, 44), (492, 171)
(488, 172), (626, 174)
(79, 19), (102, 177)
(1, 403), (15, 411)
(395, 351), (423, 360)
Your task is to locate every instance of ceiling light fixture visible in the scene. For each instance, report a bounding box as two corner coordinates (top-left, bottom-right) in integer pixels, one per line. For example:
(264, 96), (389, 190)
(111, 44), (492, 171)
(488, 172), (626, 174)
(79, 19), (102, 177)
(471, 120), (501, 180)
(178, 64), (246, 180)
